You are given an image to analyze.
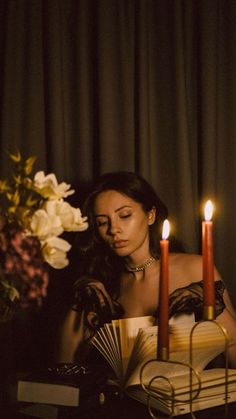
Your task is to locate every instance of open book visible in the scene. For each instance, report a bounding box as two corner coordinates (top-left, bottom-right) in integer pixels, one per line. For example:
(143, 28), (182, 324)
(91, 314), (236, 415)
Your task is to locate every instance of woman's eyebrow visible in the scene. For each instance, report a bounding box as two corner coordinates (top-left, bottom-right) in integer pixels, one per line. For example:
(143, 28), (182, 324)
(95, 205), (132, 217)
(114, 205), (132, 212)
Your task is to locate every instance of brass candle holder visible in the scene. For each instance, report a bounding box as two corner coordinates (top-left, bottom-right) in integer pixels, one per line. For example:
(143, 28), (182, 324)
(140, 358), (201, 418)
(203, 305), (215, 321)
(189, 319), (230, 418)
(139, 318), (231, 418)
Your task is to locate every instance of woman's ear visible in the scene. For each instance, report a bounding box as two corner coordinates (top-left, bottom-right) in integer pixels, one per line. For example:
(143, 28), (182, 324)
(148, 207), (156, 225)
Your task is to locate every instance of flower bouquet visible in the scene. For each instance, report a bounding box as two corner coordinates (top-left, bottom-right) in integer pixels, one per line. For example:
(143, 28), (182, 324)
(0, 152), (88, 321)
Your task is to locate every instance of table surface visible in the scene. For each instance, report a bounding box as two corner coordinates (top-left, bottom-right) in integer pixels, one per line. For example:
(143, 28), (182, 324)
(1, 396), (236, 419)
(1, 364), (236, 419)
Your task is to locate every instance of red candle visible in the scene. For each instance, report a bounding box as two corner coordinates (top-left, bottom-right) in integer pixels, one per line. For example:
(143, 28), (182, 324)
(158, 219), (170, 360)
(202, 200), (215, 320)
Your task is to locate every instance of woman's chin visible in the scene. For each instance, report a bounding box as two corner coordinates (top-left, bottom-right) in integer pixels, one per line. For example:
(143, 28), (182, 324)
(112, 247), (130, 257)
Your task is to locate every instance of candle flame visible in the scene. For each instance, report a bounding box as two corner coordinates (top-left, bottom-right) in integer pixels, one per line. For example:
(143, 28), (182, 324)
(204, 200), (213, 221)
(162, 219), (170, 240)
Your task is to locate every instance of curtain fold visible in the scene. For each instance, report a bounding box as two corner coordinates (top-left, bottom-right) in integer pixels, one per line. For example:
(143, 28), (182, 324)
(0, 0), (235, 301)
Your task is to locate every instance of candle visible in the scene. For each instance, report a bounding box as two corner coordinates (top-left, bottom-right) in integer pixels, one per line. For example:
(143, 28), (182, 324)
(202, 200), (215, 320)
(158, 219), (170, 360)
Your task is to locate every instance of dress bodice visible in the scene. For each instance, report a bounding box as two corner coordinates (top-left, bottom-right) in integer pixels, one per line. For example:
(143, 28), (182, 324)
(72, 278), (226, 340)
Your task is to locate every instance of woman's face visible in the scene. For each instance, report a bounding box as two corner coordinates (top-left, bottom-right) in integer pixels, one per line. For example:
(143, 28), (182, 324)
(94, 190), (155, 260)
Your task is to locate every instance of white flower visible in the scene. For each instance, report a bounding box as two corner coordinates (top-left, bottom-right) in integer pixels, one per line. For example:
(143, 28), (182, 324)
(33, 171), (75, 200)
(0, 152), (89, 281)
(30, 208), (63, 240)
(41, 236), (71, 269)
(28, 168), (89, 270)
(54, 200), (88, 232)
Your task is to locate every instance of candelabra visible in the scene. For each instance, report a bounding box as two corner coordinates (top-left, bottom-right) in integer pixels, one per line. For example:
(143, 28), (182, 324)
(140, 319), (231, 419)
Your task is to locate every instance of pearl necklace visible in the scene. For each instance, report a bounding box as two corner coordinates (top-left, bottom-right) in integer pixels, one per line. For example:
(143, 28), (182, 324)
(125, 256), (156, 272)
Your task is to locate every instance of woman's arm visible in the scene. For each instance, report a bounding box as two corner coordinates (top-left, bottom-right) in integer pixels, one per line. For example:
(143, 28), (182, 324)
(55, 309), (85, 363)
(55, 279), (121, 363)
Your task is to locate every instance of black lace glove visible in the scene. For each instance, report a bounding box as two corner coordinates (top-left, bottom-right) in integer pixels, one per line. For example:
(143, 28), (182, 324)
(72, 277), (123, 340)
(166, 280), (225, 321)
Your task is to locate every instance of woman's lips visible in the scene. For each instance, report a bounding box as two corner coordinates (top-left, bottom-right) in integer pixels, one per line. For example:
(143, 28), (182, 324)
(112, 240), (128, 249)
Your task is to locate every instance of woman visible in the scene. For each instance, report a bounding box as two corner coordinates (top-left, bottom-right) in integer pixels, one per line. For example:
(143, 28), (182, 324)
(57, 171), (236, 368)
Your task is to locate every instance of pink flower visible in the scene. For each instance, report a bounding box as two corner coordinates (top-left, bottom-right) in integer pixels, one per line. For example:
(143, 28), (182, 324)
(0, 223), (49, 308)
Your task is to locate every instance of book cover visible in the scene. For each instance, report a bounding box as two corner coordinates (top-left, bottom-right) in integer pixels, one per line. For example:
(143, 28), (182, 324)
(17, 363), (108, 407)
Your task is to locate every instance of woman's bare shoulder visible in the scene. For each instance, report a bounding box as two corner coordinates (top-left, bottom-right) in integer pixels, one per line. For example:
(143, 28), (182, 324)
(169, 252), (221, 288)
(169, 252), (202, 271)
(170, 252), (201, 262)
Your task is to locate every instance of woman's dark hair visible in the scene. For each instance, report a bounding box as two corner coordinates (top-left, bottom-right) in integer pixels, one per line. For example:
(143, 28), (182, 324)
(75, 171), (184, 297)
(85, 171), (168, 255)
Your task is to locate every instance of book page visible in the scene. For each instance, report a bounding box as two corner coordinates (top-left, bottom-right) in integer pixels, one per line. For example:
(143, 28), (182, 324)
(111, 319), (122, 361)
(126, 318), (226, 387)
(92, 324), (123, 380)
(139, 368), (236, 411)
(92, 315), (227, 392)
(118, 316), (154, 375)
(127, 368), (236, 416)
(92, 315), (154, 386)
(142, 368), (236, 397)
(104, 323), (121, 364)
(125, 328), (155, 382)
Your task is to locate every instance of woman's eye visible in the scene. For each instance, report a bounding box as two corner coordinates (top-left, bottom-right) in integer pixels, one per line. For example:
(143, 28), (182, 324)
(119, 213), (131, 219)
(96, 220), (108, 227)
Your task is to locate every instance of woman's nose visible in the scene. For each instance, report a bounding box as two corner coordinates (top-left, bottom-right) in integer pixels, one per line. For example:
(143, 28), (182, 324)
(109, 220), (121, 235)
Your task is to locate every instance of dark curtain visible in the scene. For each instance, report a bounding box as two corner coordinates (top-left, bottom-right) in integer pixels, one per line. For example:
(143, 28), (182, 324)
(0, 0), (235, 306)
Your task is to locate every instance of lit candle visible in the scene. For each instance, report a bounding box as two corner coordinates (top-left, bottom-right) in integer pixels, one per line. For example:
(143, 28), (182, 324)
(202, 200), (215, 320)
(158, 219), (170, 360)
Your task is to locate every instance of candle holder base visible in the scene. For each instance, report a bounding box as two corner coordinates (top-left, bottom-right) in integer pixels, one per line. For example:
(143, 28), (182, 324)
(157, 347), (169, 361)
(140, 358), (201, 418)
(203, 305), (215, 320)
(140, 319), (231, 418)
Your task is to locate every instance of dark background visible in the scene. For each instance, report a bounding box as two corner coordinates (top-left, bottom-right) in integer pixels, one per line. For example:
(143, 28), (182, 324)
(0, 0), (235, 371)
